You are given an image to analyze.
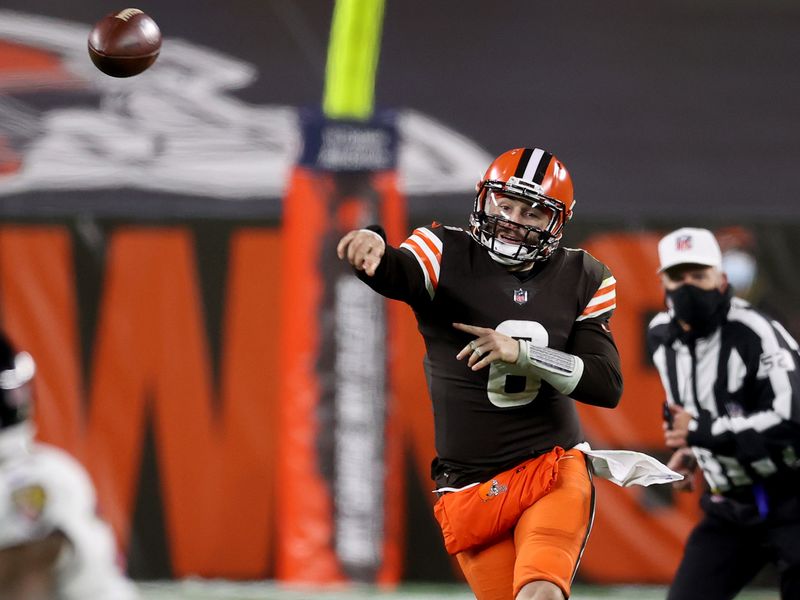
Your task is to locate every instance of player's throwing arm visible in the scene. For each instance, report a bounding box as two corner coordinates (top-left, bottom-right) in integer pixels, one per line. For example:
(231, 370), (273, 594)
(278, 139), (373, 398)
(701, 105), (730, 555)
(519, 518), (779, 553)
(337, 229), (386, 276)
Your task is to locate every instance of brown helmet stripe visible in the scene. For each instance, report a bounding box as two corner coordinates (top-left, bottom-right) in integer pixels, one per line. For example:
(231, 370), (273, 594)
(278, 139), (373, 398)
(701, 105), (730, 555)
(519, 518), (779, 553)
(513, 148), (534, 178)
(531, 150), (553, 185)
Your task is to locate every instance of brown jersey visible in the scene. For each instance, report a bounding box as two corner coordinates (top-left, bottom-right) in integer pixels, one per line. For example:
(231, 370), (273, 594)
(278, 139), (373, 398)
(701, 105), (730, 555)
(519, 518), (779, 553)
(359, 223), (621, 485)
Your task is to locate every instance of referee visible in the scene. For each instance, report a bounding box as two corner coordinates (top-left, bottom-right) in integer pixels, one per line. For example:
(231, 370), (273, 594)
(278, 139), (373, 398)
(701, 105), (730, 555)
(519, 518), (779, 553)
(647, 227), (800, 600)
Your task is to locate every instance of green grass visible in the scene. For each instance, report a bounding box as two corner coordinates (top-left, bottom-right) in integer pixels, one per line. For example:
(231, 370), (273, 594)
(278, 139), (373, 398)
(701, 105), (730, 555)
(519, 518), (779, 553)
(137, 580), (780, 599)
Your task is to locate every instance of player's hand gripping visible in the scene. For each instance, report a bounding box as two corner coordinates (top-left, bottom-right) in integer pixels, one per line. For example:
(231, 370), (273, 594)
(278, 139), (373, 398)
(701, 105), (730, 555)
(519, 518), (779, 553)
(453, 323), (519, 370)
(336, 229), (386, 277)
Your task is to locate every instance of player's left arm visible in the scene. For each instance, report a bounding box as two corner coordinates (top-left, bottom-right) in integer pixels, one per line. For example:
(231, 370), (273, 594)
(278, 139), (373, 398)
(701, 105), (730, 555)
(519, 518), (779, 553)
(453, 317), (621, 408)
(563, 316), (622, 408)
(518, 260), (621, 407)
(556, 261), (622, 407)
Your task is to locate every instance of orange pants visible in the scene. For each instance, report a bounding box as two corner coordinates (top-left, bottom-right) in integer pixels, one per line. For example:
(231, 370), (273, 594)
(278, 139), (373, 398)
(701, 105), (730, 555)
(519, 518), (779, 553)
(455, 450), (594, 599)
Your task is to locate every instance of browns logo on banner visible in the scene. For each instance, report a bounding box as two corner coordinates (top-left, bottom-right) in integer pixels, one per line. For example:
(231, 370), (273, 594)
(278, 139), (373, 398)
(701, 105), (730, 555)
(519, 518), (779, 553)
(276, 111), (406, 584)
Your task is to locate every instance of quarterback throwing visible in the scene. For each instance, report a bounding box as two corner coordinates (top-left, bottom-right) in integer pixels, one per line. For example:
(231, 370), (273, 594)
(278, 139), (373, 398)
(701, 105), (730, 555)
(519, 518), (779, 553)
(338, 148), (621, 600)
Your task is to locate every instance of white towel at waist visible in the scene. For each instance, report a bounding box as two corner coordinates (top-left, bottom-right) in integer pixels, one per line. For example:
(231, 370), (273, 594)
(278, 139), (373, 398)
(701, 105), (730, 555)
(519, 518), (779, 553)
(574, 442), (683, 487)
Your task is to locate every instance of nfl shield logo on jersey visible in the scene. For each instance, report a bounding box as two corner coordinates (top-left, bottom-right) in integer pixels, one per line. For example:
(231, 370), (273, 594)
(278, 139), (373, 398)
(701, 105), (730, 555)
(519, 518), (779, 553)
(513, 288), (528, 305)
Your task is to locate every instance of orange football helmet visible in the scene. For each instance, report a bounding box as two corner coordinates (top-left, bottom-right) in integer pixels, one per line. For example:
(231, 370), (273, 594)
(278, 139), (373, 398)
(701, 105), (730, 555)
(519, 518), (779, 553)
(470, 148), (575, 264)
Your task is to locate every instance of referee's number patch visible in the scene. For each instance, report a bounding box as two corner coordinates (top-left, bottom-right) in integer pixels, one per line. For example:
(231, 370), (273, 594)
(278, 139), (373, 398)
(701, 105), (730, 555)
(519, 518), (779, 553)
(757, 349), (796, 378)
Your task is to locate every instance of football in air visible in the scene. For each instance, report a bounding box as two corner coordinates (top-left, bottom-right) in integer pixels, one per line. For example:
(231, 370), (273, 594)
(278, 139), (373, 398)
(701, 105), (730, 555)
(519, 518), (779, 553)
(88, 8), (162, 77)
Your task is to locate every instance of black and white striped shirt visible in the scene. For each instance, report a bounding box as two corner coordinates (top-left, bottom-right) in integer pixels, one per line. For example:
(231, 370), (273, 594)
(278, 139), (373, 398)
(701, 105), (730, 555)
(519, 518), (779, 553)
(648, 297), (800, 495)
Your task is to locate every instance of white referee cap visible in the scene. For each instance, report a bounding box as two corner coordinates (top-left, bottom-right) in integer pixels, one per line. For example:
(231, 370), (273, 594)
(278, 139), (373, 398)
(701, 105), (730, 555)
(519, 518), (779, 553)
(657, 227), (722, 273)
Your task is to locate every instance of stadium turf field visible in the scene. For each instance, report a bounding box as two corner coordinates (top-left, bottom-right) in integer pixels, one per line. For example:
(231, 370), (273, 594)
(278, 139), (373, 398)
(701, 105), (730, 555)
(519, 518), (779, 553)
(138, 581), (779, 599)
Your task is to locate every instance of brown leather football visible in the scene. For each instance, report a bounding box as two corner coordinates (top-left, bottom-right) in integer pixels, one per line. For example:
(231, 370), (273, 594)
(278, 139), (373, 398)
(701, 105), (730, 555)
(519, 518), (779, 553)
(88, 8), (162, 78)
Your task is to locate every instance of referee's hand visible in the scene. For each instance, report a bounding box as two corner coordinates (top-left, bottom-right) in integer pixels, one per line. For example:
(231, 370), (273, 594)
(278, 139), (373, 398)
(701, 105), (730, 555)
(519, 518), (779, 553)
(667, 448), (697, 492)
(664, 404), (692, 448)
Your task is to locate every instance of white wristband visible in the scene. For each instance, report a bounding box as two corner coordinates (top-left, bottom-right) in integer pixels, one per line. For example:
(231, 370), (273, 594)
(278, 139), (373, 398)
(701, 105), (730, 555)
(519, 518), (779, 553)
(516, 340), (584, 395)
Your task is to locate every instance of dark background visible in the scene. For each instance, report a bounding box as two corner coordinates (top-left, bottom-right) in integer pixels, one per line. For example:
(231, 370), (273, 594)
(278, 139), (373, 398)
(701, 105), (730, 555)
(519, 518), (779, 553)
(3, 0), (799, 222)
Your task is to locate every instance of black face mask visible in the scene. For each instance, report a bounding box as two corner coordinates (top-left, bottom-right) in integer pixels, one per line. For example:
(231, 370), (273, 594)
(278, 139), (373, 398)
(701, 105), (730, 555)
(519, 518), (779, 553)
(666, 285), (731, 337)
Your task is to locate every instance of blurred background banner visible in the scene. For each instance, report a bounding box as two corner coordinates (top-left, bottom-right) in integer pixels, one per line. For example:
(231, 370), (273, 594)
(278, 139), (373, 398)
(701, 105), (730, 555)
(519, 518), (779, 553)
(1, 0), (799, 588)
(276, 1), (408, 584)
(276, 109), (406, 584)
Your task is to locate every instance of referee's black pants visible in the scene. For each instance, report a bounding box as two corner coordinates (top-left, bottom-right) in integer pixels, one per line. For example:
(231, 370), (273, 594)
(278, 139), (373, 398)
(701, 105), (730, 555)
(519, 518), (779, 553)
(667, 501), (800, 600)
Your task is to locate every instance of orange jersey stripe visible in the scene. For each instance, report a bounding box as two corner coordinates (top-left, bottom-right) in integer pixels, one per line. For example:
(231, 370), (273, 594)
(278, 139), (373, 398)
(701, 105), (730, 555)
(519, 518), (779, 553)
(413, 228), (443, 263)
(581, 297), (616, 316)
(593, 282), (616, 298)
(405, 238), (439, 288)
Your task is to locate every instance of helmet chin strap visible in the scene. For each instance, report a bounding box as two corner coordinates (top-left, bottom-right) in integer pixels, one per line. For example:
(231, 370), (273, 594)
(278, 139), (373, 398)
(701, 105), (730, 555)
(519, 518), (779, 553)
(487, 250), (527, 266)
(484, 235), (538, 265)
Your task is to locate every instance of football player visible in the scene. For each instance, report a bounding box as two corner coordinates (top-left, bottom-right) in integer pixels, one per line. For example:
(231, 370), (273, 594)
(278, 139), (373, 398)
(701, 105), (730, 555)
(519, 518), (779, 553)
(0, 331), (139, 600)
(338, 148), (622, 600)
